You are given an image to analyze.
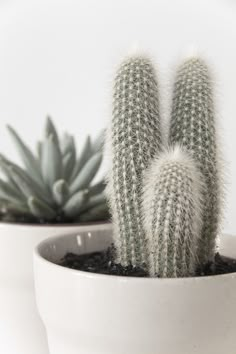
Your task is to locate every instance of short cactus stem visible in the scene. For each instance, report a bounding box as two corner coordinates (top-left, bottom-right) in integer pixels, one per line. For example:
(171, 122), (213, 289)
(142, 146), (204, 278)
(107, 55), (162, 267)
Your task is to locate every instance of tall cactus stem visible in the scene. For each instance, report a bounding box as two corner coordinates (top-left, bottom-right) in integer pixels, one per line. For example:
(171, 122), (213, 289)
(106, 55), (162, 267)
(169, 57), (221, 264)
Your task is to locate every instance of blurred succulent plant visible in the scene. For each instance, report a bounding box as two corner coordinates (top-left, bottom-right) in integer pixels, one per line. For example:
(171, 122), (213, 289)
(0, 117), (109, 223)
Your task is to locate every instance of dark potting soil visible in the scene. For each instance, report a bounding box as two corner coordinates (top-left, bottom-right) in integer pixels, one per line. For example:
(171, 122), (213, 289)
(59, 246), (236, 278)
(196, 253), (236, 276)
(60, 245), (148, 277)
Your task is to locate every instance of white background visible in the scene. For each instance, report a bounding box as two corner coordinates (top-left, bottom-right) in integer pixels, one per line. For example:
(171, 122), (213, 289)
(0, 0), (236, 233)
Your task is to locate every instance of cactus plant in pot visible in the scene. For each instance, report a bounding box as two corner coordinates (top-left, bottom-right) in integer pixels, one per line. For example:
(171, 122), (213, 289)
(0, 117), (110, 354)
(34, 55), (236, 354)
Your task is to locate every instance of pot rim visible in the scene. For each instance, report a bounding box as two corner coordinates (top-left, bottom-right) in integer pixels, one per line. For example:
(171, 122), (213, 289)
(0, 220), (111, 228)
(34, 232), (236, 283)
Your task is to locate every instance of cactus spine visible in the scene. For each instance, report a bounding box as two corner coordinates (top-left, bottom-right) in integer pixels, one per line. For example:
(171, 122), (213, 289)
(142, 146), (204, 277)
(169, 57), (220, 264)
(107, 56), (162, 267)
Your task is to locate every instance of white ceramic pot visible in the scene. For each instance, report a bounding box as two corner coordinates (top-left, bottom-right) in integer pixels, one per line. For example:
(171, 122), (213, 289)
(0, 222), (110, 354)
(34, 229), (236, 354)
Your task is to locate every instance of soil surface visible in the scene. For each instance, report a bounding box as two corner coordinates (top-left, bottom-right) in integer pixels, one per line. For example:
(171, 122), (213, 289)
(60, 246), (148, 277)
(59, 247), (236, 277)
(197, 253), (236, 276)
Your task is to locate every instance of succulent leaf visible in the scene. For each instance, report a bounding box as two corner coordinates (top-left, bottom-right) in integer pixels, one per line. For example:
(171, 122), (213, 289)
(7, 125), (43, 185)
(79, 191), (106, 213)
(70, 152), (103, 194)
(61, 133), (76, 159)
(0, 155), (50, 202)
(10, 166), (42, 200)
(0, 200), (30, 216)
(63, 152), (75, 181)
(37, 141), (42, 161)
(89, 180), (106, 196)
(92, 129), (105, 153)
(41, 134), (62, 187)
(0, 155), (25, 197)
(52, 179), (69, 205)
(0, 178), (22, 204)
(64, 189), (89, 218)
(28, 196), (56, 220)
(45, 116), (59, 147)
(70, 136), (92, 182)
(79, 202), (109, 222)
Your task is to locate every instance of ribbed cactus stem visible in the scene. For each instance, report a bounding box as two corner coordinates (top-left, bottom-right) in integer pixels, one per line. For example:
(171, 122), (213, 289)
(169, 57), (221, 264)
(107, 55), (162, 267)
(142, 146), (204, 278)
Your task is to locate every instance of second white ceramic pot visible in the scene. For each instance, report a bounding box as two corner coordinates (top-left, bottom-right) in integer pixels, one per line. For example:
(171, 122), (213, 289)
(34, 228), (236, 354)
(0, 221), (111, 354)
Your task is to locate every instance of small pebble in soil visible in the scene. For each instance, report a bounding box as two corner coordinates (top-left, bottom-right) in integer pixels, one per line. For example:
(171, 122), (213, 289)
(59, 247), (236, 278)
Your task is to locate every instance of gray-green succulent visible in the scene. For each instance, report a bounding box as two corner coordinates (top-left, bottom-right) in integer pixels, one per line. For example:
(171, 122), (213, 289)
(0, 117), (109, 223)
(106, 54), (222, 278)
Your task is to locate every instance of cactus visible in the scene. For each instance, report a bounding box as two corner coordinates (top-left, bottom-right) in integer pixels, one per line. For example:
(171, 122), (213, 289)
(142, 146), (204, 277)
(106, 53), (223, 278)
(169, 57), (221, 264)
(106, 56), (162, 267)
(0, 117), (109, 223)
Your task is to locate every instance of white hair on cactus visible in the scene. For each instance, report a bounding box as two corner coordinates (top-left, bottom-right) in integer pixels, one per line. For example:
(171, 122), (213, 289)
(182, 44), (200, 60)
(126, 42), (142, 57)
